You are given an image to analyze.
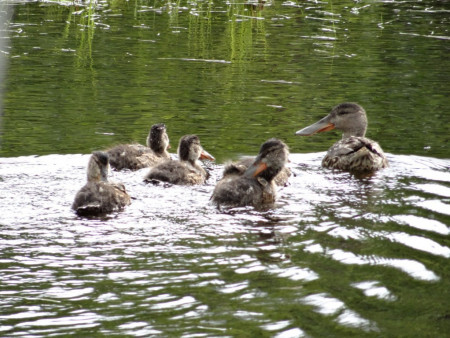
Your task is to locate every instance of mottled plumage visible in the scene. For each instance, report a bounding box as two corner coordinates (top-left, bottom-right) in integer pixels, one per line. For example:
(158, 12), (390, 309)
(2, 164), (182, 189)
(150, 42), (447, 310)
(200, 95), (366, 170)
(211, 138), (289, 208)
(144, 134), (214, 185)
(222, 156), (291, 186)
(322, 135), (387, 171)
(107, 123), (171, 171)
(296, 102), (388, 172)
(72, 151), (131, 216)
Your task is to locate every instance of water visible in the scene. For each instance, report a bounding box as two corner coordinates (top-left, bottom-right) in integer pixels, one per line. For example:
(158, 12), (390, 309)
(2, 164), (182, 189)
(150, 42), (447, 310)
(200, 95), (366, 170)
(1, 0), (449, 160)
(1, 153), (449, 336)
(1, 0), (450, 336)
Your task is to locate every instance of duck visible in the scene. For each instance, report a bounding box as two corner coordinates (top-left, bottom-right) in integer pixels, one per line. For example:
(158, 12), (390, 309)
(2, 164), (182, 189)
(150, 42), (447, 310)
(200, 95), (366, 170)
(72, 151), (131, 216)
(295, 102), (388, 172)
(107, 123), (171, 171)
(211, 138), (289, 208)
(144, 134), (214, 185)
(221, 156), (291, 187)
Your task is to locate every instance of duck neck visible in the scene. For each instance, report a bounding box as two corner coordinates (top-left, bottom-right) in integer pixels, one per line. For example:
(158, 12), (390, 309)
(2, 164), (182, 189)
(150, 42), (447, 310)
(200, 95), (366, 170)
(342, 127), (366, 139)
(190, 160), (206, 177)
(87, 171), (108, 183)
(188, 159), (200, 169)
(259, 167), (278, 182)
(87, 157), (109, 182)
(148, 136), (164, 154)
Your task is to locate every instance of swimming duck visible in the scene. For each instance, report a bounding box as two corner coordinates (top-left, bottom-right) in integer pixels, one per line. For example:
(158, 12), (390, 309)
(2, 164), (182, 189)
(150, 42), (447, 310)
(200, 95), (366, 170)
(72, 151), (131, 216)
(295, 103), (388, 172)
(144, 134), (214, 185)
(211, 138), (289, 208)
(107, 123), (171, 171)
(221, 156), (291, 187)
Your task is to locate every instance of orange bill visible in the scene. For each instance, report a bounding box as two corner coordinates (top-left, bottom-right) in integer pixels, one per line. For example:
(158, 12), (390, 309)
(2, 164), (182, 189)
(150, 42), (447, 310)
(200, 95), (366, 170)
(253, 162), (267, 177)
(296, 119), (335, 136)
(200, 150), (215, 161)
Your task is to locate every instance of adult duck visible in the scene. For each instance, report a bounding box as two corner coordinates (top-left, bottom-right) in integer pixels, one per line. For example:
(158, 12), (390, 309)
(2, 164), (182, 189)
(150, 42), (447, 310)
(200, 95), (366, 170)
(144, 134), (214, 185)
(107, 123), (171, 171)
(211, 138), (289, 208)
(295, 103), (388, 172)
(72, 151), (131, 216)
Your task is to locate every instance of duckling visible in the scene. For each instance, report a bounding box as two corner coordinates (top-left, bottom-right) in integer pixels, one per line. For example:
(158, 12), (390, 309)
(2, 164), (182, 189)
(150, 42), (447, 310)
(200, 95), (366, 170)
(72, 151), (131, 216)
(211, 138), (289, 208)
(107, 123), (171, 171)
(144, 134), (214, 185)
(296, 103), (388, 172)
(222, 156), (291, 187)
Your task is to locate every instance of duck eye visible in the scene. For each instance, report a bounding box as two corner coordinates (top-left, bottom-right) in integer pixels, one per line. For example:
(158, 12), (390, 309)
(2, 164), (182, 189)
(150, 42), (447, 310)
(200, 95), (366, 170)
(338, 110), (351, 116)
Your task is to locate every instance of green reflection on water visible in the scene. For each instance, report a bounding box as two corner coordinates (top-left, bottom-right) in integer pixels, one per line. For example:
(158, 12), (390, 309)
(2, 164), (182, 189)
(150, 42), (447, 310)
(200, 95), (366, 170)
(1, 0), (449, 161)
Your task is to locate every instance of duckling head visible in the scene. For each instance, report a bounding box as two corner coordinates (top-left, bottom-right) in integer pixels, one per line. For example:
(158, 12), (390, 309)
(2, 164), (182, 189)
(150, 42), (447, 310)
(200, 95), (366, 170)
(147, 123), (170, 153)
(244, 138), (289, 183)
(178, 135), (214, 164)
(87, 151), (110, 182)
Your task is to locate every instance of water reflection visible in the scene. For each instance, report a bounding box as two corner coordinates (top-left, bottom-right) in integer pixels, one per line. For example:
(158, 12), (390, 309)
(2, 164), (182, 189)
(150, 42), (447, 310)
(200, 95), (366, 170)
(351, 280), (396, 301)
(392, 214), (449, 235)
(2, 0), (449, 159)
(1, 0), (450, 336)
(0, 151), (449, 336)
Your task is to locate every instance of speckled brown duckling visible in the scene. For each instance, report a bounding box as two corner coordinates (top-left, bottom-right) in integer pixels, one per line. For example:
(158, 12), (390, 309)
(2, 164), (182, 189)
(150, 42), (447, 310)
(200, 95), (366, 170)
(296, 103), (388, 172)
(144, 134), (214, 185)
(211, 138), (289, 208)
(107, 123), (171, 171)
(221, 156), (291, 187)
(72, 151), (131, 216)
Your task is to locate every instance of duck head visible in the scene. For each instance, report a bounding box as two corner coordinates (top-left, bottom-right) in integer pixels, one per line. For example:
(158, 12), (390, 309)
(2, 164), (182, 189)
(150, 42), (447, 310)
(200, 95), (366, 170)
(296, 102), (368, 139)
(244, 138), (289, 182)
(87, 151), (110, 182)
(178, 135), (215, 164)
(147, 123), (170, 153)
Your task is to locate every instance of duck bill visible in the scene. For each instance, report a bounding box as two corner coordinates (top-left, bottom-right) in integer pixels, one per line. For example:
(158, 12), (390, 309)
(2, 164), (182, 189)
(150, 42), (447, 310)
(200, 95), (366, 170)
(295, 117), (335, 136)
(199, 149), (215, 161)
(246, 161), (267, 178)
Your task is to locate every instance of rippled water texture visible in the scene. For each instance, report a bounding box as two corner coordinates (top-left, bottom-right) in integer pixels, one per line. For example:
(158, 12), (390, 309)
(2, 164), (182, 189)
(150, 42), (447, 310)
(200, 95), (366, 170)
(1, 153), (449, 336)
(1, 0), (450, 336)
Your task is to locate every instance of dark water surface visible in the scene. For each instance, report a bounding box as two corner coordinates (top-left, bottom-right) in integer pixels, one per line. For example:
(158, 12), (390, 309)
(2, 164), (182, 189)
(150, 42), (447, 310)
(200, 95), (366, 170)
(1, 0), (449, 160)
(1, 0), (449, 337)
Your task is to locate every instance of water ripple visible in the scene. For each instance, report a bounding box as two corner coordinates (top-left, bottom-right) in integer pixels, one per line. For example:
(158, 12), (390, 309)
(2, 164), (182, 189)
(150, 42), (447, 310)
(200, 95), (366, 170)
(306, 247), (440, 282)
(301, 293), (377, 331)
(392, 214), (449, 235)
(0, 152), (449, 336)
(351, 281), (396, 301)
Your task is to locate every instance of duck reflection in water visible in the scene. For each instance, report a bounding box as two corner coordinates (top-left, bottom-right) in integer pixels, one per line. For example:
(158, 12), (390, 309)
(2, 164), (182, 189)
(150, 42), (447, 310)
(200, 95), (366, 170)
(211, 138), (289, 209)
(296, 102), (388, 173)
(107, 123), (171, 171)
(144, 134), (214, 185)
(72, 151), (131, 216)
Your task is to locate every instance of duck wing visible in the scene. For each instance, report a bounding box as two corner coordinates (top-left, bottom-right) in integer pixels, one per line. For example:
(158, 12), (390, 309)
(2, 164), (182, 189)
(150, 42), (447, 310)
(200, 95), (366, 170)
(135, 151), (171, 169)
(144, 161), (206, 185)
(211, 176), (276, 208)
(107, 144), (153, 170)
(323, 136), (388, 172)
(72, 182), (130, 216)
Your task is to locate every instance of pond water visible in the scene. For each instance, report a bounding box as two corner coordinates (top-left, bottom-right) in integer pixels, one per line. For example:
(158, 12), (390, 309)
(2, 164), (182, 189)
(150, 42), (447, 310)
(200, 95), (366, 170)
(1, 0), (449, 337)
